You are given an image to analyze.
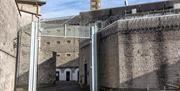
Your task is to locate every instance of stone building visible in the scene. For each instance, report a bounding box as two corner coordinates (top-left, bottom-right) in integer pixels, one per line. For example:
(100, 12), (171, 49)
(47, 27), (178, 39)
(79, 39), (91, 86)
(14, 0), (55, 90)
(0, 1), (20, 91)
(79, 1), (180, 91)
(0, 0), (46, 91)
(40, 17), (80, 82)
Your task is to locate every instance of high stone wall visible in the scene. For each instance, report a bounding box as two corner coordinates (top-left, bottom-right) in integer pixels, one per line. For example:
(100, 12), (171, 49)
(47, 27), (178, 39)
(79, 39), (91, 86)
(40, 36), (79, 67)
(100, 15), (180, 90)
(79, 14), (180, 91)
(0, 0), (20, 91)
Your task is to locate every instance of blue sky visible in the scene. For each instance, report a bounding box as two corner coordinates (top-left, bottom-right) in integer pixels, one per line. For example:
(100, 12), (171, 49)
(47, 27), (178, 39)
(42, 0), (161, 19)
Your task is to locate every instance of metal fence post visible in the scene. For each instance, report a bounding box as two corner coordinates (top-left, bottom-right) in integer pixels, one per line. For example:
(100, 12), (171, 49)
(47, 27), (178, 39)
(33, 22), (38, 91)
(28, 21), (38, 91)
(91, 25), (98, 91)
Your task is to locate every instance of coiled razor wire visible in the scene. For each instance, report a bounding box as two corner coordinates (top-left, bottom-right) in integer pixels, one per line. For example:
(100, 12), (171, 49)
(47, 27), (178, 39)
(40, 9), (180, 38)
(101, 13), (180, 33)
(102, 9), (180, 29)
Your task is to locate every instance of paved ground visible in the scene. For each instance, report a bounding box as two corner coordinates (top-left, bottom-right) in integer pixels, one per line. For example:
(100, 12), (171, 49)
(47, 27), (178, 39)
(38, 81), (88, 91)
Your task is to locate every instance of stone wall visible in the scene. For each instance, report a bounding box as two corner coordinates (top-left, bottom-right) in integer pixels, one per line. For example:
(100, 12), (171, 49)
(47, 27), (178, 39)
(100, 17), (180, 90)
(17, 27), (57, 89)
(79, 14), (180, 91)
(116, 30), (180, 90)
(17, 28), (31, 87)
(79, 39), (91, 86)
(15, 2), (51, 90)
(38, 51), (56, 87)
(0, 0), (20, 91)
(41, 36), (79, 67)
(18, 3), (41, 27)
(15, 19), (81, 88)
(98, 33), (120, 88)
(16, 8), (38, 89)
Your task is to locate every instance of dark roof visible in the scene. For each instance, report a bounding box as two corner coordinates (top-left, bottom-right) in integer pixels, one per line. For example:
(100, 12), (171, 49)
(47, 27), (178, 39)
(16, 0), (46, 5)
(170, 0), (180, 3)
(80, 1), (175, 25)
(41, 16), (81, 25)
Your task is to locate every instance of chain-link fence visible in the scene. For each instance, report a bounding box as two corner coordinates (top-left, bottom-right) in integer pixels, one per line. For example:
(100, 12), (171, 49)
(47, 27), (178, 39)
(41, 16), (91, 39)
(16, 24), (32, 91)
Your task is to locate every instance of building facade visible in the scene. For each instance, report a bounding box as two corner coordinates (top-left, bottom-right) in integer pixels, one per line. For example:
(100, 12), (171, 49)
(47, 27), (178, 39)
(14, 0), (53, 90)
(40, 18), (81, 82)
(0, 0), (20, 91)
(0, 0), (46, 91)
(79, 1), (180, 91)
(40, 36), (80, 82)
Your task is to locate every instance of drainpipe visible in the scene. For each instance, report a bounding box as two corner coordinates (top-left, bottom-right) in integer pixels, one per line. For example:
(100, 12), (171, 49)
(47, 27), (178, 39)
(14, 30), (21, 91)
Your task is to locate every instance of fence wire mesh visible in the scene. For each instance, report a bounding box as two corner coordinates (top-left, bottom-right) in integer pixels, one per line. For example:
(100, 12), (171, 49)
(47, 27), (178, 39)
(41, 16), (91, 39)
(16, 24), (32, 91)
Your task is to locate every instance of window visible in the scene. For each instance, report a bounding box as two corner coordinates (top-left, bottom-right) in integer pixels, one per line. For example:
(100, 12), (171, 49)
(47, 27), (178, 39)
(67, 54), (71, 57)
(46, 42), (50, 45)
(132, 8), (137, 14)
(174, 4), (180, 9)
(67, 40), (71, 43)
(56, 30), (60, 32)
(67, 28), (71, 31)
(47, 30), (50, 33)
(57, 41), (60, 44)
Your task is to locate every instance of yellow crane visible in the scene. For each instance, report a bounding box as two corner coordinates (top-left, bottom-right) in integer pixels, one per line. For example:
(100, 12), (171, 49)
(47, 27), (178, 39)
(90, 0), (101, 10)
(124, 0), (128, 6)
(90, 0), (129, 10)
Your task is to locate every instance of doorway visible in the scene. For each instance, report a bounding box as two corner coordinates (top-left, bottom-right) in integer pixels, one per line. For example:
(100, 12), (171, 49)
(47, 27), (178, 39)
(78, 71), (79, 82)
(56, 71), (59, 81)
(66, 71), (70, 81)
(84, 64), (88, 84)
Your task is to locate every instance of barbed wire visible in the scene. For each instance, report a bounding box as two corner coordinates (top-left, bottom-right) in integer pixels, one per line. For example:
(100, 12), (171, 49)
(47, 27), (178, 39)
(102, 9), (180, 29)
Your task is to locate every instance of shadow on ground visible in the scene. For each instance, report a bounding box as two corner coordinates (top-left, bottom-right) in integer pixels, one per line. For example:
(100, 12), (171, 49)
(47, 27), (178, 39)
(38, 81), (89, 91)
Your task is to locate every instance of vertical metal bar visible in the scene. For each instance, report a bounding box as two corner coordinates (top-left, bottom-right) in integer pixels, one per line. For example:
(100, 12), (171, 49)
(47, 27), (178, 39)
(28, 22), (36, 91)
(91, 25), (98, 91)
(28, 21), (38, 91)
(14, 31), (21, 91)
(64, 24), (67, 37)
(33, 22), (38, 91)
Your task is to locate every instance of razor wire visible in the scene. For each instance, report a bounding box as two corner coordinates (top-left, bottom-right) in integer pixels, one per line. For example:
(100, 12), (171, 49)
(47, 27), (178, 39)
(102, 9), (180, 29)
(40, 9), (180, 39)
(101, 11), (180, 32)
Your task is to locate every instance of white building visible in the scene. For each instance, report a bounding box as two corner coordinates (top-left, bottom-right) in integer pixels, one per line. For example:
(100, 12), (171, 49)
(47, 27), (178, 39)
(56, 68), (79, 81)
